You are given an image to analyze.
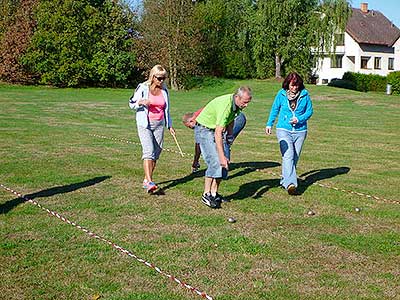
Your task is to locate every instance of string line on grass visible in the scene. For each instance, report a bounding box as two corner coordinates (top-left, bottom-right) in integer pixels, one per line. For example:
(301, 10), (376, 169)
(255, 170), (400, 205)
(0, 183), (214, 300)
(89, 133), (191, 157)
(90, 133), (399, 205)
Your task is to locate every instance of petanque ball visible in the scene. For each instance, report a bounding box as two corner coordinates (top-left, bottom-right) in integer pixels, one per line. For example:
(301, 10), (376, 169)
(228, 217), (236, 223)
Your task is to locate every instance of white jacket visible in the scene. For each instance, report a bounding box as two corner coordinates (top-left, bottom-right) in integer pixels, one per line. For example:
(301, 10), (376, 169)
(129, 82), (172, 128)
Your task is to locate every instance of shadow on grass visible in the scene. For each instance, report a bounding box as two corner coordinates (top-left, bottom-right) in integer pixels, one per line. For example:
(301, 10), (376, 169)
(227, 178), (282, 201)
(158, 161), (280, 192)
(0, 176), (111, 214)
(227, 166), (350, 200)
(296, 167), (350, 195)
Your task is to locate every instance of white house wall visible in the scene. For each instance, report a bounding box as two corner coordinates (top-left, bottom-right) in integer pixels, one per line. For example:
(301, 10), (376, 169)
(315, 32), (399, 85)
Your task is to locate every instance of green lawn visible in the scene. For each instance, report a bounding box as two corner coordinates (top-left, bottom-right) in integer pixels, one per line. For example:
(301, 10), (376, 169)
(0, 80), (399, 300)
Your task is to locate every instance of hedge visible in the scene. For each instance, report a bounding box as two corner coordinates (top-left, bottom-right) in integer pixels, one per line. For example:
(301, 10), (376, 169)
(342, 72), (387, 92)
(387, 71), (400, 95)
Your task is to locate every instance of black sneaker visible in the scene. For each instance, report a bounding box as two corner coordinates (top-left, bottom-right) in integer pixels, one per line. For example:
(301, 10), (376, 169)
(214, 192), (230, 203)
(287, 184), (297, 195)
(201, 193), (220, 209)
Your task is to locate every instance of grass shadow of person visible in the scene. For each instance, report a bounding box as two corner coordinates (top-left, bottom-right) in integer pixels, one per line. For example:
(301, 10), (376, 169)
(296, 167), (350, 195)
(226, 178), (281, 201)
(0, 175), (111, 214)
(158, 161), (279, 192)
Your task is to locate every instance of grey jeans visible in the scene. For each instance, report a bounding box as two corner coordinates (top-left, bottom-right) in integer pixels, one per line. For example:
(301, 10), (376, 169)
(137, 119), (164, 160)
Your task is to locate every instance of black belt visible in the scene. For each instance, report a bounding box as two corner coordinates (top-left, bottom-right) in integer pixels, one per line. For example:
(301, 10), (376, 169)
(196, 122), (214, 131)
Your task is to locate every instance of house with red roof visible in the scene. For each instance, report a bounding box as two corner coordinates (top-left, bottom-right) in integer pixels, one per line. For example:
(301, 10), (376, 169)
(314, 2), (400, 85)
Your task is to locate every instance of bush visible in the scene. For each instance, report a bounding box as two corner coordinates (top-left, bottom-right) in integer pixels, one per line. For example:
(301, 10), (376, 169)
(328, 78), (356, 90)
(387, 71), (400, 95)
(342, 72), (387, 92)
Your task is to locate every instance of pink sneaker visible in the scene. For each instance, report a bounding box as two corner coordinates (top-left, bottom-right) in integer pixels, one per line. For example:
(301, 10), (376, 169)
(145, 181), (158, 193)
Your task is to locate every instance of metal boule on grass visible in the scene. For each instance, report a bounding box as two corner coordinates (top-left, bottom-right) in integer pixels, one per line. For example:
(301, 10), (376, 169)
(307, 210), (315, 216)
(228, 217), (236, 223)
(355, 207), (361, 212)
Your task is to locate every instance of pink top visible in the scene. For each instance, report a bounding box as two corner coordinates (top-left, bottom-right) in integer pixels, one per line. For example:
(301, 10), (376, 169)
(148, 92), (166, 121)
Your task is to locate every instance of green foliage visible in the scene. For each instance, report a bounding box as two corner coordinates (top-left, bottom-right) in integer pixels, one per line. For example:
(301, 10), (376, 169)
(21, 0), (138, 87)
(251, 0), (351, 79)
(328, 78), (356, 90)
(137, 0), (204, 90)
(387, 71), (400, 95)
(195, 0), (254, 79)
(0, 0), (38, 83)
(342, 72), (387, 92)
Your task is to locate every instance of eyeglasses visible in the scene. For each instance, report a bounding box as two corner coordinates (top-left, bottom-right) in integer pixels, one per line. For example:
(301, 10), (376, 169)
(154, 76), (166, 81)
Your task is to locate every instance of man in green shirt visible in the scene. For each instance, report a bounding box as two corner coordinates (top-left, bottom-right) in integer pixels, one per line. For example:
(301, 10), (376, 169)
(194, 86), (252, 208)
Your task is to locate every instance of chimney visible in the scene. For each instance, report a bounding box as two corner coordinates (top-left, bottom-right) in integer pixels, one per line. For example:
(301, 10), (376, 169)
(361, 3), (368, 13)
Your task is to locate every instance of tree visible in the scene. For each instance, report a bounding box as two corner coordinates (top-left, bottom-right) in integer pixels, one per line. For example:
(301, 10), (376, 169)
(251, 0), (351, 79)
(136, 0), (204, 90)
(0, 0), (38, 83)
(195, 0), (254, 78)
(21, 0), (139, 87)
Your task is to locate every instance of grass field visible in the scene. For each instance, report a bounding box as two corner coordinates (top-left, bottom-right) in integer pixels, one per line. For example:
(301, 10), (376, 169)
(0, 80), (399, 300)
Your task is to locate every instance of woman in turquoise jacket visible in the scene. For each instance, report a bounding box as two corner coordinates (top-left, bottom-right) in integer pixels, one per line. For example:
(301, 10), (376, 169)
(265, 72), (313, 195)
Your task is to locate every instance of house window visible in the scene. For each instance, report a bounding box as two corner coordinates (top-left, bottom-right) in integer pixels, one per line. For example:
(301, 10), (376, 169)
(361, 56), (370, 69)
(388, 58), (394, 70)
(331, 55), (343, 68)
(335, 33), (345, 46)
(374, 57), (381, 69)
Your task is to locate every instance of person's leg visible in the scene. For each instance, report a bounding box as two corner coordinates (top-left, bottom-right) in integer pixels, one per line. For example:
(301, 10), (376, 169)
(276, 129), (297, 189)
(137, 125), (155, 184)
(210, 178), (221, 195)
(204, 176), (213, 194)
(232, 112), (246, 140)
(293, 131), (307, 167)
(196, 125), (222, 208)
(143, 159), (153, 182)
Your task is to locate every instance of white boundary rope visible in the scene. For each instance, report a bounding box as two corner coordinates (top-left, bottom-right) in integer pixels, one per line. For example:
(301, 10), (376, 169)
(90, 133), (399, 205)
(0, 183), (213, 300)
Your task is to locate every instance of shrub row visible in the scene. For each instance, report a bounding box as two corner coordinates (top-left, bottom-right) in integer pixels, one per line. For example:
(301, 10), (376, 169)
(341, 72), (387, 92)
(387, 71), (400, 95)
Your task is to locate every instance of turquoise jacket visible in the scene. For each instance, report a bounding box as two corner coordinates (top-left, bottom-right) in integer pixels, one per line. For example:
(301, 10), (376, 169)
(266, 88), (313, 132)
(129, 82), (172, 129)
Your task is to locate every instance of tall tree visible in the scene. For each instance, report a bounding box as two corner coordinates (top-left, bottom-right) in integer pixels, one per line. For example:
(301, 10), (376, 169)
(195, 0), (254, 78)
(136, 0), (204, 90)
(21, 0), (138, 87)
(251, 0), (351, 79)
(0, 0), (38, 83)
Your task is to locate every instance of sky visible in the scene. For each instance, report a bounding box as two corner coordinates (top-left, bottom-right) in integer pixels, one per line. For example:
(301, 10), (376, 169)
(351, 0), (400, 27)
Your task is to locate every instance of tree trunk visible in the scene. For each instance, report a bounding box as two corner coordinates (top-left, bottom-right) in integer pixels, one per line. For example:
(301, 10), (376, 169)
(275, 54), (282, 78)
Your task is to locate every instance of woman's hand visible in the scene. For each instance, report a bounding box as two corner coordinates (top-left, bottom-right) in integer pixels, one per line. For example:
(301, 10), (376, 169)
(139, 99), (151, 106)
(265, 126), (272, 135)
(169, 127), (176, 135)
(290, 117), (298, 124)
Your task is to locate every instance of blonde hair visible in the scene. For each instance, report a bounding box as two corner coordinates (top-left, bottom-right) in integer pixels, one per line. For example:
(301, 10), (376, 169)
(146, 65), (168, 85)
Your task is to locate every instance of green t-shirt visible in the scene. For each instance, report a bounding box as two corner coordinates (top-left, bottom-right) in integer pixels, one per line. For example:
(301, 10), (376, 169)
(196, 94), (240, 129)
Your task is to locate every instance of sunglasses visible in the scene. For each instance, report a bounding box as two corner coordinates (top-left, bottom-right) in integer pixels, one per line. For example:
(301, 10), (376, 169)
(154, 76), (166, 81)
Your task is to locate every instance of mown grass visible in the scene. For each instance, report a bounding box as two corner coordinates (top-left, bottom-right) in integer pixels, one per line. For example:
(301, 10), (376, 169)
(0, 80), (399, 300)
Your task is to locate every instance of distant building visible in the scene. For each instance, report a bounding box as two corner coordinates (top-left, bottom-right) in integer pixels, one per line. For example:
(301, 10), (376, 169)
(314, 2), (400, 85)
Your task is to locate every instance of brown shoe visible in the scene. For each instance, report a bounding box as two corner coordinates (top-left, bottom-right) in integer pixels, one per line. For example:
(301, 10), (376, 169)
(287, 184), (296, 195)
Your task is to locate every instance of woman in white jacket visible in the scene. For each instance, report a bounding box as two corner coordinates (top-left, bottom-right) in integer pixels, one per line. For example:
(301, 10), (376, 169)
(129, 65), (175, 192)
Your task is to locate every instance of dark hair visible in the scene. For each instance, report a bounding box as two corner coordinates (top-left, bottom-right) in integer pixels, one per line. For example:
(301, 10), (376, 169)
(282, 72), (305, 91)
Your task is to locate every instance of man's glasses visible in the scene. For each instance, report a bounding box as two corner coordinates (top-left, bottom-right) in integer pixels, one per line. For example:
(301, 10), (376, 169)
(154, 76), (166, 81)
